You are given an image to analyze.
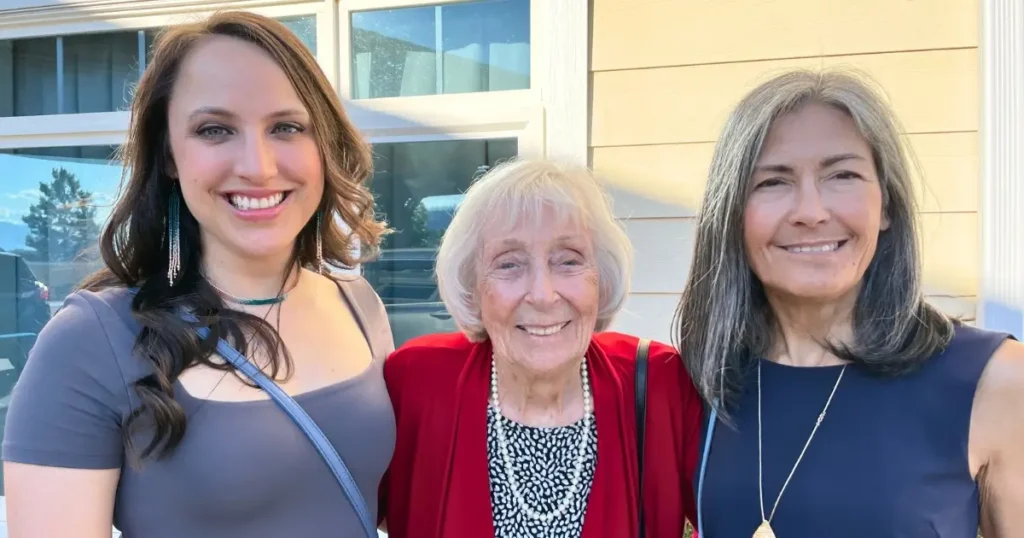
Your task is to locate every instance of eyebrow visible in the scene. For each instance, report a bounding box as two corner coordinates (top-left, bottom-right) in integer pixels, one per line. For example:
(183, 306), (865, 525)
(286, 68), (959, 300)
(188, 106), (308, 121)
(754, 153), (867, 174)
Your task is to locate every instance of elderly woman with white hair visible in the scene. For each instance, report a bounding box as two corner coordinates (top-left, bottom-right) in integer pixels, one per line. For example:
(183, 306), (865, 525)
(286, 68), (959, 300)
(378, 159), (702, 538)
(683, 69), (1024, 538)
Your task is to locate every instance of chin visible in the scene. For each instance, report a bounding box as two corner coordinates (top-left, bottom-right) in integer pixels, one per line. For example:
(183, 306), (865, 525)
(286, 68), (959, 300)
(231, 237), (297, 261)
(781, 283), (859, 303)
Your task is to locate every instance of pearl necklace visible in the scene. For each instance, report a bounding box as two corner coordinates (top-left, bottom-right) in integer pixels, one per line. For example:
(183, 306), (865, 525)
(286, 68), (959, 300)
(490, 356), (593, 523)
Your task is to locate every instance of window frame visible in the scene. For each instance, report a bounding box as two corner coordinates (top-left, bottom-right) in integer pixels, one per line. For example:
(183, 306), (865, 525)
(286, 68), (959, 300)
(0, 0), (327, 150)
(336, 0), (587, 164)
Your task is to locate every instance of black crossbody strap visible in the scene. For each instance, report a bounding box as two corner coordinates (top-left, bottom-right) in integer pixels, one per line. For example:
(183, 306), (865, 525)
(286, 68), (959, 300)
(635, 338), (651, 538)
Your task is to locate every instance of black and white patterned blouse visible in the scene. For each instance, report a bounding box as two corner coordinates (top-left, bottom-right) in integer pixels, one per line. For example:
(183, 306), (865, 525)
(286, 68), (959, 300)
(486, 404), (598, 538)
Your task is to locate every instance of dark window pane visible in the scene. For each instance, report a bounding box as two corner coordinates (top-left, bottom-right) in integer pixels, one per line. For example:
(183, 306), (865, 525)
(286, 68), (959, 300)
(0, 37), (59, 117)
(0, 144), (121, 494)
(0, 30), (143, 117)
(1, 15), (313, 118)
(363, 138), (518, 346)
(62, 31), (143, 114)
(351, 0), (529, 99)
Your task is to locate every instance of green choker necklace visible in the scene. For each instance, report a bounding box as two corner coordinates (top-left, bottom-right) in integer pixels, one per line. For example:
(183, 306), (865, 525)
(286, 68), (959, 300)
(207, 280), (288, 306)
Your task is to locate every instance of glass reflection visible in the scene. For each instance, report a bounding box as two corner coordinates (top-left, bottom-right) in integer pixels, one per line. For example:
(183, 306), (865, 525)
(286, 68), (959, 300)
(351, 0), (529, 99)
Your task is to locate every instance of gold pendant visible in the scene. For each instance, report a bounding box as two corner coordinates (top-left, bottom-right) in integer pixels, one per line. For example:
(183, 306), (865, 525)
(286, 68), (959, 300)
(752, 520), (776, 538)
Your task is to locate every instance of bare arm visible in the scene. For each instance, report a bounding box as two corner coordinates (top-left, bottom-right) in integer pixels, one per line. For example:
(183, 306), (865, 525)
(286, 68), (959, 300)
(971, 338), (1024, 537)
(4, 463), (119, 538)
(1, 294), (132, 538)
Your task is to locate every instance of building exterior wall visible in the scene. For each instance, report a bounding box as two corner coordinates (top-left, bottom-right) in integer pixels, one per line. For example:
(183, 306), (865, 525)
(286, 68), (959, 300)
(592, 0), (982, 343)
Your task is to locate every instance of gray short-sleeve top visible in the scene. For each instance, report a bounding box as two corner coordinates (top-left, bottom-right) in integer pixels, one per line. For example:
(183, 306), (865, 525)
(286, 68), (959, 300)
(2, 277), (396, 538)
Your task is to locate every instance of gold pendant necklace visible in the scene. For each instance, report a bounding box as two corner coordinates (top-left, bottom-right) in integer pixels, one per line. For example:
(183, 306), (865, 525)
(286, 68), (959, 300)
(754, 360), (846, 538)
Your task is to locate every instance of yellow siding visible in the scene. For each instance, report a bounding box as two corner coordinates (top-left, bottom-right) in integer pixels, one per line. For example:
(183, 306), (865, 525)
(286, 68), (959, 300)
(592, 0), (978, 71)
(591, 0), (980, 326)
(592, 49), (978, 146)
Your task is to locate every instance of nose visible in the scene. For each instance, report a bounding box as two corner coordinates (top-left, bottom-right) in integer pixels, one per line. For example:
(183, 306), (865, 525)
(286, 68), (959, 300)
(525, 264), (559, 307)
(788, 177), (830, 227)
(234, 132), (277, 183)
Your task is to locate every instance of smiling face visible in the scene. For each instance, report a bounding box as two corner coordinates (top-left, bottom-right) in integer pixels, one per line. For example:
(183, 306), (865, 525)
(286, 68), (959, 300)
(166, 35), (323, 264)
(476, 208), (600, 375)
(744, 102), (889, 304)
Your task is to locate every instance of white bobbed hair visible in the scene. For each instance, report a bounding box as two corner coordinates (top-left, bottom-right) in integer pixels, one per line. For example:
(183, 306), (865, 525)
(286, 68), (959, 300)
(435, 158), (633, 342)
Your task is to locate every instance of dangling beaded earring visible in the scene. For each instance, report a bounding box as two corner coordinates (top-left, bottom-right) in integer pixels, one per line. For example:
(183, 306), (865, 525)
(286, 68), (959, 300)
(167, 186), (182, 285)
(315, 211), (325, 275)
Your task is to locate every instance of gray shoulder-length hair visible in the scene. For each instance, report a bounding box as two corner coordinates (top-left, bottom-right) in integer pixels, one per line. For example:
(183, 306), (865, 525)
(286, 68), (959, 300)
(674, 68), (954, 416)
(436, 158), (633, 342)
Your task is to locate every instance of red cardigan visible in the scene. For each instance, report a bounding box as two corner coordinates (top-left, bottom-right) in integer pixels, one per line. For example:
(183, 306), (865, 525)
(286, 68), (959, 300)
(378, 331), (702, 538)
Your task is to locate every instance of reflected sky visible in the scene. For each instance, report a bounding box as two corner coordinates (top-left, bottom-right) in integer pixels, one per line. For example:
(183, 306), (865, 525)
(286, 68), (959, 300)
(0, 150), (122, 250)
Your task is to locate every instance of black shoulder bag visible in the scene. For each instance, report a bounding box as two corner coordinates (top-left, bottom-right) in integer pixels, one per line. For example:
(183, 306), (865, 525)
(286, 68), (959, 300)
(635, 338), (651, 538)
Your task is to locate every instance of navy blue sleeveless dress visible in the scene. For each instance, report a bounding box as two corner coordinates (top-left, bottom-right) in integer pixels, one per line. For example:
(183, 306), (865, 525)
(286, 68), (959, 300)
(696, 324), (1012, 537)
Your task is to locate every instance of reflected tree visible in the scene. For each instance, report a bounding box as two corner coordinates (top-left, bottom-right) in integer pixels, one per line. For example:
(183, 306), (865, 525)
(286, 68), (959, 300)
(22, 167), (100, 262)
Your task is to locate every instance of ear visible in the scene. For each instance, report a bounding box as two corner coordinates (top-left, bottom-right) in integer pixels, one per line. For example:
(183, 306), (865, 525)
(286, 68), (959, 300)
(163, 137), (178, 179)
(880, 211), (891, 231)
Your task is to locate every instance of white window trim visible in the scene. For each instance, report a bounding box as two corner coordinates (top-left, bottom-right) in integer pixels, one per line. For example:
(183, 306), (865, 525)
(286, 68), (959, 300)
(0, 0), (322, 39)
(979, 0), (1024, 338)
(335, 0), (588, 165)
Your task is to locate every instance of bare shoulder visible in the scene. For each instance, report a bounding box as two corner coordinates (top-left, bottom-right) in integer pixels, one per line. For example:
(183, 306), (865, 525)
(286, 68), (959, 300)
(976, 338), (1024, 412)
(972, 337), (1024, 535)
(972, 338), (1024, 470)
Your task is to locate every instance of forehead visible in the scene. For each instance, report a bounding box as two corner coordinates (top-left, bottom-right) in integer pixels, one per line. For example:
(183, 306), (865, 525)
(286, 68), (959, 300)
(757, 102), (871, 164)
(480, 207), (590, 253)
(169, 35), (306, 115)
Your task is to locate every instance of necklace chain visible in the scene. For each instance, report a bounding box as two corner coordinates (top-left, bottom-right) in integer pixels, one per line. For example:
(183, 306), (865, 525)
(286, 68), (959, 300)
(757, 361), (846, 524)
(490, 357), (593, 523)
(203, 272), (292, 306)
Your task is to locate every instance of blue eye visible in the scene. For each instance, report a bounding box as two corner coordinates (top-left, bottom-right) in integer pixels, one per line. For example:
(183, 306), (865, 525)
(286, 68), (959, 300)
(197, 125), (230, 138)
(273, 123), (305, 134)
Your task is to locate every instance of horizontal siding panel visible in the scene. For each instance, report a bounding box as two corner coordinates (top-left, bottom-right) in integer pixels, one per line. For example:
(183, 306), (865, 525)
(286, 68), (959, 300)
(593, 132), (978, 218)
(920, 212), (978, 297)
(624, 218), (696, 294)
(592, 49), (978, 147)
(912, 132), (979, 213)
(596, 143), (712, 218)
(611, 293), (680, 344)
(925, 295), (977, 320)
(592, 0), (978, 72)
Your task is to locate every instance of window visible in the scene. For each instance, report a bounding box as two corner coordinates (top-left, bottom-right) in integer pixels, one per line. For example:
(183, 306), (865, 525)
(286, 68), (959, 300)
(280, 15), (318, 56)
(0, 15), (319, 119)
(0, 144), (121, 494)
(0, 29), (148, 117)
(362, 137), (517, 346)
(350, 0), (529, 99)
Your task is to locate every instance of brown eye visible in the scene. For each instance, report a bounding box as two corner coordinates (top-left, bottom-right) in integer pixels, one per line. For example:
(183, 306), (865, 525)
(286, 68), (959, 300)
(757, 178), (785, 188)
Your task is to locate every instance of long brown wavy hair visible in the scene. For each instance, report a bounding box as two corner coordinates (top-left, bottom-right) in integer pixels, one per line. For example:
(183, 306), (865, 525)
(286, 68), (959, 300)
(80, 11), (388, 462)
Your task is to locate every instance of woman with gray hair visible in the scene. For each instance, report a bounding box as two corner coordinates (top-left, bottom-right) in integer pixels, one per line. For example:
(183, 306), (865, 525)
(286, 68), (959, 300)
(682, 69), (1024, 538)
(378, 158), (703, 538)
